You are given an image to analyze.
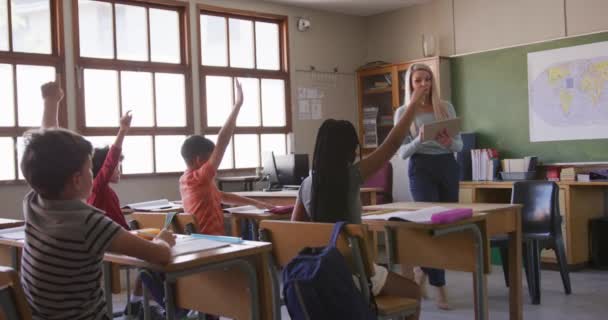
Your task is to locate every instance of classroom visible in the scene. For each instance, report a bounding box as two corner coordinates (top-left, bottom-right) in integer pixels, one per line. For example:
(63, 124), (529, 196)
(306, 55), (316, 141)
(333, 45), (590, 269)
(1, 0), (608, 319)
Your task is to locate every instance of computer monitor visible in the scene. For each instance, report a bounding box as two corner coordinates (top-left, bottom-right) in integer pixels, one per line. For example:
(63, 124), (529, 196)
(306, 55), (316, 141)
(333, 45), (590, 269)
(262, 152), (309, 190)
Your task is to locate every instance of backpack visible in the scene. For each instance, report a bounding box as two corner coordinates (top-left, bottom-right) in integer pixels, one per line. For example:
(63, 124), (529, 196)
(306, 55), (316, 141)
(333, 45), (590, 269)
(281, 222), (377, 320)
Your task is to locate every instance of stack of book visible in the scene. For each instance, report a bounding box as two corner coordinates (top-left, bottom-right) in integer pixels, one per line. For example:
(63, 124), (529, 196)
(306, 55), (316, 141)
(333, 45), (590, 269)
(471, 148), (499, 181)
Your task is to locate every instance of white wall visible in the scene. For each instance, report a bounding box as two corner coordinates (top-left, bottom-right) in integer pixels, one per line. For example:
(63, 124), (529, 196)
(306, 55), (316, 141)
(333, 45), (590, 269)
(0, 0), (367, 220)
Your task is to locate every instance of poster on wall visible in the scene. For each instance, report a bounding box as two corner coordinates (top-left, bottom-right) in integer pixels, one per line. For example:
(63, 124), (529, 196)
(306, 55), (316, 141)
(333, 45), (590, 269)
(527, 41), (608, 142)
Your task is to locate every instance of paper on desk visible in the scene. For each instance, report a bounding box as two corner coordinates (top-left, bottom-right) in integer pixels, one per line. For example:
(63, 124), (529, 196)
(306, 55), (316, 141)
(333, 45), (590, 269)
(223, 205), (267, 215)
(362, 206), (450, 223)
(124, 199), (182, 211)
(171, 235), (229, 257)
(0, 226), (26, 240)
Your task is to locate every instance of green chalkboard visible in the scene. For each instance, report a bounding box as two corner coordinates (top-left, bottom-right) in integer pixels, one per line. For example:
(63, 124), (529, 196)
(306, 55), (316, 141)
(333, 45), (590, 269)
(451, 32), (608, 163)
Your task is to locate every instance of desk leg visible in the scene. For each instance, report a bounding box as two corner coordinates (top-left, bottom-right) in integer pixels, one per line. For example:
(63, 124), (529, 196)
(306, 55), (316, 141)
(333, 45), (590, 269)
(10, 247), (18, 269)
(142, 277), (151, 320)
(164, 279), (176, 320)
(508, 210), (523, 320)
(103, 262), (113, 319)
(473, 272), (488, 320)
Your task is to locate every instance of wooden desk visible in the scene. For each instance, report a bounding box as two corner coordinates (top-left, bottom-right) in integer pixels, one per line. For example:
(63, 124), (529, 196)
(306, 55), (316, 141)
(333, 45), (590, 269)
(0, 219), (23, 230)
(234, 187), (382, 206)
(363, 202), (523, 320)
(0, 238), (274, 320)
(460, 181), (608, 267)
(0, 220), (23, 268)
(216, 175), (259, 191)
(226, 210), (291, 239)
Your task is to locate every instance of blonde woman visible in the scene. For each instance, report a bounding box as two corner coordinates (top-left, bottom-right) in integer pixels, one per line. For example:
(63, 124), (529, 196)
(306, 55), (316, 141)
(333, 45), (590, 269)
(394, 63), (463, 310)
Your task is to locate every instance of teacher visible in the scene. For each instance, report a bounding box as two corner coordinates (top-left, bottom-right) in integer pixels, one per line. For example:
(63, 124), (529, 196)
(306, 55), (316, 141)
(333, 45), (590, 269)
(393, 63), (463, 310)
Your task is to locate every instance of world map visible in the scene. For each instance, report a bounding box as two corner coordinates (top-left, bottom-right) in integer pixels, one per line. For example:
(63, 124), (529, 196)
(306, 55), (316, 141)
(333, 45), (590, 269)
(529, 57), (608, 126)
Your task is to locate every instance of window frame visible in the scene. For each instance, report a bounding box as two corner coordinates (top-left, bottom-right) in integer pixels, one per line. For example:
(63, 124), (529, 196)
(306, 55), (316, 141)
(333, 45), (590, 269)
(0, 0), (66, 184)
(71, 0), (192, 175)
(198, 5), (292, 170)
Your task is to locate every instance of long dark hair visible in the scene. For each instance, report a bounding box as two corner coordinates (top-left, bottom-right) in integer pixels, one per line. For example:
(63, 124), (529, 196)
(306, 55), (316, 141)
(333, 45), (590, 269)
(310, 119), (360, 223)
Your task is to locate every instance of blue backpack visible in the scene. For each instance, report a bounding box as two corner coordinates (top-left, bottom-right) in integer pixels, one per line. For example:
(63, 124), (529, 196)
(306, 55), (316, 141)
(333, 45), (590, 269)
(282, 222), (377, 320)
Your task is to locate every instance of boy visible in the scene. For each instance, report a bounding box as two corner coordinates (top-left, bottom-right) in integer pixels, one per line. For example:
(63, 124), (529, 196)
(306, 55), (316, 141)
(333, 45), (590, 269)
(19, 82), (176, 320)
(180, 80), (273, 235)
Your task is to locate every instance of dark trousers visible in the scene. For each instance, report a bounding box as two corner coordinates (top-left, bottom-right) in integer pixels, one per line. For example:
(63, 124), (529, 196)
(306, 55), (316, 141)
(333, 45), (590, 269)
(408, 153), (460, 287)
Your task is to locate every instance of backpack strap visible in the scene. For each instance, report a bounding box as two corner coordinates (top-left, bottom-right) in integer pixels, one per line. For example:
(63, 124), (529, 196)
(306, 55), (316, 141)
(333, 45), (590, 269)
(329, 221), (347, 247)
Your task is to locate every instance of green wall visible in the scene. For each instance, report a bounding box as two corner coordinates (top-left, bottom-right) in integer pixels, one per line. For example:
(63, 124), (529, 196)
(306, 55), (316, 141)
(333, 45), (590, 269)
(451, 32), (608, 163)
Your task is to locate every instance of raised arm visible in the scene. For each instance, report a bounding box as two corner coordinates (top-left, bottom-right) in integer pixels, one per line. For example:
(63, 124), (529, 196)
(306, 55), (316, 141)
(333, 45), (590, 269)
(93, 112), (132, 187)
(114, 111), (132, 149)
(208, 80), (244, 170)
(358, 87), (425, 181)
(395, 106), (422, 160)
(40, 81), (64, 129)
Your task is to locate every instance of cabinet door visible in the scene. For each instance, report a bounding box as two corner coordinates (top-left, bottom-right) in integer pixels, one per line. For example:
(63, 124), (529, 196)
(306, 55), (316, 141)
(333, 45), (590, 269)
(358, 67), (397, 150)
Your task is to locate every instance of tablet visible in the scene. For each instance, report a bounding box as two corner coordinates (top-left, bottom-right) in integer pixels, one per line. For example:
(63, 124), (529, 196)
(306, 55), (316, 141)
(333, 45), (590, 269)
(421, 117), (461, 142)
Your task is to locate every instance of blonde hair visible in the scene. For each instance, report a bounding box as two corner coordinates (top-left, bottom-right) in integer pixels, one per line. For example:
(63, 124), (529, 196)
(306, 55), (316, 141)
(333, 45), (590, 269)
(403, 63), (449, 135)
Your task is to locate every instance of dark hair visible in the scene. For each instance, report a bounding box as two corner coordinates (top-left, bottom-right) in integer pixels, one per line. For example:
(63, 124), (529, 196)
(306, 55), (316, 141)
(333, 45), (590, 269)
(181, 135), (215, 166)
(20, 128), (93, 199)
(92, 146), (124, 178)
(310, 119), (360, 223)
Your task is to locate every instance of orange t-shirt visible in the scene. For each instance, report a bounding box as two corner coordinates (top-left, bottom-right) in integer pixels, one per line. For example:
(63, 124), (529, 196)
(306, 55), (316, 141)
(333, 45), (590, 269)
(179, 162), (224, 235)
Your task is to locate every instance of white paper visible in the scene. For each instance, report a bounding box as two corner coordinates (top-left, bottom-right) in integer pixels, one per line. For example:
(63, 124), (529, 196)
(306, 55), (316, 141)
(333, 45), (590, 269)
(528, 41), (608, 142)
(171, 236), (229, 257)
(0, 226), (25, 240)
(311, 99), (323, 119)
(362, 206), (450, 223)
(124, 199), (182, 211)
(223, 205), (267, 215)
(297, 87), (307, 99)
(298, 99), (311, 120)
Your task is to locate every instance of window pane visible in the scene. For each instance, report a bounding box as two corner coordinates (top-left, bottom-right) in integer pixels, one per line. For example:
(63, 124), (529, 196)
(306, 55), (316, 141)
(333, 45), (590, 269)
(149, 8), (180, 63)
(255, 22), (280, 70)
(0, 0), (8, 50)
(11, 0), (51, 54)
(121, 71), (153, 127)
(0, 137), (15, 180)
(155, 135), (186, 173)
(236, 77), (260, 126)
(16, 64), (54, 127)
(261, 134), (286, 156)
(122, 135), (153, 174)
(155, 73), (186, 127)
(205, 134), (232, 170)
(261, 79), (286, 126)
(205, 76), (232, 127)
(84, 69), (119, 127)
(16, 136), (25, 179)
(116, 4), (148, 61)
(0, 64), (15, 126)
(86, 135), (114, 149)
(234, 134), (258, 168)
(78, 0), (113, 59)
(228, 18), (253, 69)
(200, 14), (227, 67)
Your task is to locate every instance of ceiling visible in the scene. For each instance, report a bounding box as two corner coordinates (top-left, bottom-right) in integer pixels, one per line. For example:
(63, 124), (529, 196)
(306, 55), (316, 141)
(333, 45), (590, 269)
(262, 0), (432, 16)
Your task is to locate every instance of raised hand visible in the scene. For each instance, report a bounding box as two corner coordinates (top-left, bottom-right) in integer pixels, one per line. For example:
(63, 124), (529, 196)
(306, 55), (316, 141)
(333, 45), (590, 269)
(234, 79), (243, 109)
(41, 81), (64, 103)
(119, 110), (133, 131)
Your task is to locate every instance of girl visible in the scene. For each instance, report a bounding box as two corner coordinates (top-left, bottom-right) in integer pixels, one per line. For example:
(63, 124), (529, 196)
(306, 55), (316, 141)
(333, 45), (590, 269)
(292, 86), (428, 319)
(394, 63), (464, 310)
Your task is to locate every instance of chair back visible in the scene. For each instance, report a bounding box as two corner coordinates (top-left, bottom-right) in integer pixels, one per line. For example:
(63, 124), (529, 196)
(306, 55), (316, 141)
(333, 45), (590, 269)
(363, 162), (393, 204)
(259, 221), (374, 278)
(511, 181), (560, 237)
(129, 212), (196, 234)
(0, 266), (31, 320)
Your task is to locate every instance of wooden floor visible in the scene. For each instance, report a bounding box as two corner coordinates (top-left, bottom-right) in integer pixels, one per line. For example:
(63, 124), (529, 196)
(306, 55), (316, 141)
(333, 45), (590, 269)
(113, 266), (608, 320)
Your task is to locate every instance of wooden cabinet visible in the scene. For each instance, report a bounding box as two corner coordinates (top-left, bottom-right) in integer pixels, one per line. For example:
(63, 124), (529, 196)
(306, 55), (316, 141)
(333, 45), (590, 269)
(356, 56), (451, 153)
(460, 181), (608, 268)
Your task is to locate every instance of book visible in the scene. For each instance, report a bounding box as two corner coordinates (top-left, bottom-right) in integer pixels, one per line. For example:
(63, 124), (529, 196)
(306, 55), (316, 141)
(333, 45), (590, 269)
(0, 226), (25, 240)
(421, 117), (461, 142)
(171, 235), (229, 257)
(123, 199), (182, 212)
(362, 206), (473, 224)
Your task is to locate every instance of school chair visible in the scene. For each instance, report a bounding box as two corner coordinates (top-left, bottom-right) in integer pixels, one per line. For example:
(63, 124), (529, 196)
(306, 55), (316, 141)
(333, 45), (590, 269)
(491, 181), (571, 305)
(259, 220), (418, 320)
(128, 212), (197, 234)
(363, 161), (393, 204)
(0, 266), (31, 320)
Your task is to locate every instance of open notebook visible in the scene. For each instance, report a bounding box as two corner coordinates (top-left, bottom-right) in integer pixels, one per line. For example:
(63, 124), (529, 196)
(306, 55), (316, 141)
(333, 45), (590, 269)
(123, 199), (182, 212)
(0, 226), (25, 240)
(362, 206), (473, 224)
(171, 235), (229, 257)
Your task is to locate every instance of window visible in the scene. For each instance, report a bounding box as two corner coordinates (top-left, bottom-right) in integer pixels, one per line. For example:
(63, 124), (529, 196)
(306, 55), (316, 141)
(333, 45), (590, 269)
(0, 0), (64, 181)
(199, 7), (290, 170)
(74, 0), (191, 174)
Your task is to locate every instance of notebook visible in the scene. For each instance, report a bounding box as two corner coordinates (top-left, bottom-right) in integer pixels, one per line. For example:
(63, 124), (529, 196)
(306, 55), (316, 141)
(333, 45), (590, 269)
(123, 199), (182, 212)
(0, 226), (25, 240)
(362, 206), (473, 224)
(171, 235), (229, 257)
(421, 117), (461, 142)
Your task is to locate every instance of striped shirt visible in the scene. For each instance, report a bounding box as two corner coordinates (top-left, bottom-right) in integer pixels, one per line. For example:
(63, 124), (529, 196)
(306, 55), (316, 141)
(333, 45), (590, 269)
(21, 190), (121, 320)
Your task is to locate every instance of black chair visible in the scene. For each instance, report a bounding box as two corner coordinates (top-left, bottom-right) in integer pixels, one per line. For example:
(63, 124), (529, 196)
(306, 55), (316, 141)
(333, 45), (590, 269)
(491, 181), (571, 304)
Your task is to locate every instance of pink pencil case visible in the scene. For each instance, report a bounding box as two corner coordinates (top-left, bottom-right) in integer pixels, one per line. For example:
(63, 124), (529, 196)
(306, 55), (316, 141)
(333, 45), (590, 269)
(268, 205), (294, 214)
(430, 208), (473, 224)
